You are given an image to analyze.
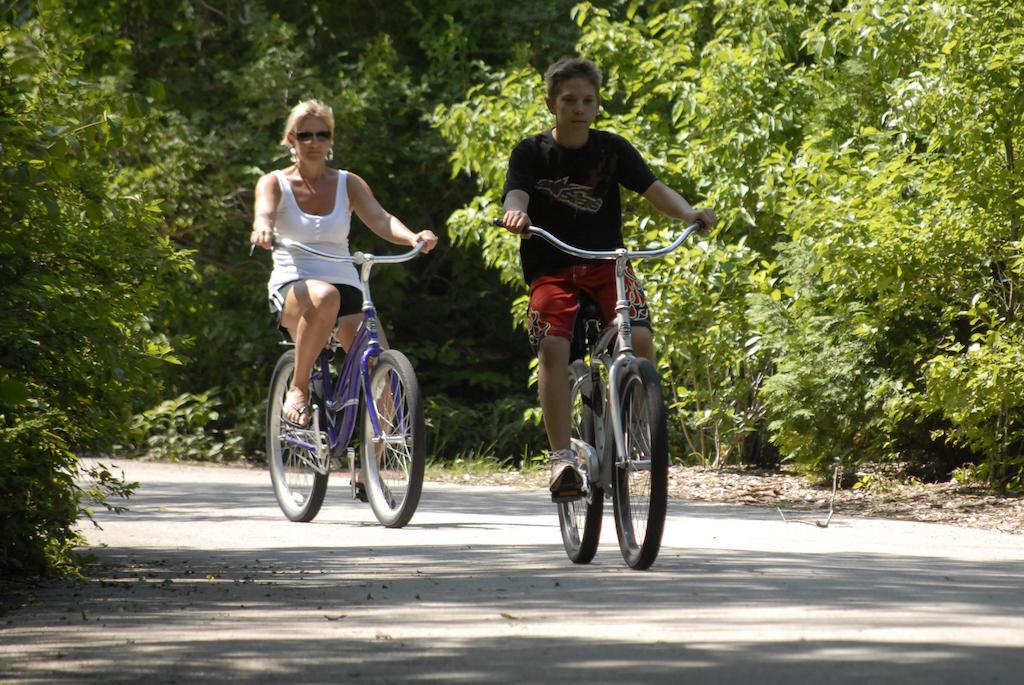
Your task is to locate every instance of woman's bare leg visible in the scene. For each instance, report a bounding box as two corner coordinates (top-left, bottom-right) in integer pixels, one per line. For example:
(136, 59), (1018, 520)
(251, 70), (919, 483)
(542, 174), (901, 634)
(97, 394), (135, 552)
(279, 280), (340, 424)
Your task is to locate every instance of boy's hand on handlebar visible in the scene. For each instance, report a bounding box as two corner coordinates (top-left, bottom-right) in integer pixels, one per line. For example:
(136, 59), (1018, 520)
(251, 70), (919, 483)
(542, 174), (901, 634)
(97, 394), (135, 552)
(690, 207), (716, 234)
(414, 230), (438, 253)
(498, 210), (532, 238)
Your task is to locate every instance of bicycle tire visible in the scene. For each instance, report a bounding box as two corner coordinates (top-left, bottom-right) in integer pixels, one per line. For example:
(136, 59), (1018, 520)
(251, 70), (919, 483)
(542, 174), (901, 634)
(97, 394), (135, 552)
(361, 349), (426, 528)
(558, 360), (604, 564)
(266, 349), (329, 522)
(611, 358), (668, 570)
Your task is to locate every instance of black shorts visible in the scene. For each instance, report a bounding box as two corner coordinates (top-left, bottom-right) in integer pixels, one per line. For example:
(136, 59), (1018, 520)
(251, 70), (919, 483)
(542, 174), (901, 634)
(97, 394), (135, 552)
(268, 281), (362, 340)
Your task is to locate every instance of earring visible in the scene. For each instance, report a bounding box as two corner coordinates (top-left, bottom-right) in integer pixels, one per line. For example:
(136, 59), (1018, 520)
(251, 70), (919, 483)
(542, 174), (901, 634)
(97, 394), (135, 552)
(289, 146), (297, 162)
(326, 147), (334, 161)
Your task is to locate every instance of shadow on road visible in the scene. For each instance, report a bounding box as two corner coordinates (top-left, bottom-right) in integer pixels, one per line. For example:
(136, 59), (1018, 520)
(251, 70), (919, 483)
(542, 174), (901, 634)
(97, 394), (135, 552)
(103, 476), (551, 523)
(4, 540), (1024, 683)
(3, 461), (1022, 684)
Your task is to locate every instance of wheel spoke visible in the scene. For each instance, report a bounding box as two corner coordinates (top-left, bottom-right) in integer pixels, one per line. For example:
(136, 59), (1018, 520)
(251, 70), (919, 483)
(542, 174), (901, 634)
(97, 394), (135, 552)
(612, 359), (667, 569)
(266, 350), (329, 522)
(558, 360), (602, 564)
(361, 351), (425, 528)
(372, 368), (413, 501)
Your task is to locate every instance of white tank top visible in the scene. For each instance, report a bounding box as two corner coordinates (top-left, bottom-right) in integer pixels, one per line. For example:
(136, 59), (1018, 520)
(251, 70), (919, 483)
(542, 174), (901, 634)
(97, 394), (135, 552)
(267, 169), (360, 295)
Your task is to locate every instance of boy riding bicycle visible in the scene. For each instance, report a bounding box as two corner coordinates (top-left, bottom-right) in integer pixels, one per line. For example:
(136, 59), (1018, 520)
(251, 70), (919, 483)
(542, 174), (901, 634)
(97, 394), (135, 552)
(496, 57), (716, 501)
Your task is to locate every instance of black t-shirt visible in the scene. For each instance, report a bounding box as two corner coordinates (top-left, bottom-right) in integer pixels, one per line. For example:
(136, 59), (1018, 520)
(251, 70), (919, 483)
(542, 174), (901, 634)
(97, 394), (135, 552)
(502, 128), (657, 284)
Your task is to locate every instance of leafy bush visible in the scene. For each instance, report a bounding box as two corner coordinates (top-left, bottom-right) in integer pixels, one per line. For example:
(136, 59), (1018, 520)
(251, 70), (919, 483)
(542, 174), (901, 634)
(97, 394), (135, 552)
(0, 7), (188, 575)
(0, 413), (136, 576)
(0, 416), (80, 576)
(122, 391), (245, 462)
(425, 395), (546, 467)
(757, 0), (1024, 484)
(653, 233), (768, 467)
(920, 328), (1024, 490)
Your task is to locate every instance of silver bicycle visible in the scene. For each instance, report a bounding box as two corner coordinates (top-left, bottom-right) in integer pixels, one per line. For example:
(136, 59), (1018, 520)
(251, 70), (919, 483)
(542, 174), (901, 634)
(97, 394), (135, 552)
(523, 222), (703, 570)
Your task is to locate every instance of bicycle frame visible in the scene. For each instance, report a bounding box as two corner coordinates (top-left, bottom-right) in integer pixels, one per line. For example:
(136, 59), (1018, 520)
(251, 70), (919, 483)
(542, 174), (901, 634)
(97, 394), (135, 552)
(316, 312), (378, 456)
(275, 238), (424, 474)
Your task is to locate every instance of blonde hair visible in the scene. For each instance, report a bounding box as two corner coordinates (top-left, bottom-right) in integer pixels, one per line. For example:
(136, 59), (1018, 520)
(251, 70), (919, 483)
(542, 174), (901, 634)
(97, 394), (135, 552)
(280, 99), (335, 147)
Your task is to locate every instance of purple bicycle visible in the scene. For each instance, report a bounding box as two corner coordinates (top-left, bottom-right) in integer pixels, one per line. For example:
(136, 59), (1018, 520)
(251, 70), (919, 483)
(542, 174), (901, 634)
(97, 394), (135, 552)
(266, 238), (426, 527)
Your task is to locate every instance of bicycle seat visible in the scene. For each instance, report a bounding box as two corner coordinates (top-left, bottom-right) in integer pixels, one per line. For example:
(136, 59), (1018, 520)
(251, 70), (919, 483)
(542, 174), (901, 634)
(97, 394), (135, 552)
(570, 293), (604, 362)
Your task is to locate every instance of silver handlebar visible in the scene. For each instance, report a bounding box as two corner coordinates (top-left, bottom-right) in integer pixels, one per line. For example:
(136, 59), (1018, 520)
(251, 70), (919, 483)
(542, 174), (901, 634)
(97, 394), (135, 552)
(272, 237), (425, 264)
(519, 221), (704, 261)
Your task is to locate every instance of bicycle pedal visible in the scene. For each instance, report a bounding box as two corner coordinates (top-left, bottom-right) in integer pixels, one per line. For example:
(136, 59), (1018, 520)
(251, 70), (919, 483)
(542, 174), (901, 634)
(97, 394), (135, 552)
(551, 489), (583, 503)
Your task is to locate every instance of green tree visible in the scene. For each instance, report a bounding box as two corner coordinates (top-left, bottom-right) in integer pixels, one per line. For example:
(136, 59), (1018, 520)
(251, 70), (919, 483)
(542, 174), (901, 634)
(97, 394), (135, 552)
(435, 0), (1024, 488)
(433, 0), (804, 466)
(761, 0), (1024, 485)
(75, 0), (594, 462)
(1, 4), (188, 574)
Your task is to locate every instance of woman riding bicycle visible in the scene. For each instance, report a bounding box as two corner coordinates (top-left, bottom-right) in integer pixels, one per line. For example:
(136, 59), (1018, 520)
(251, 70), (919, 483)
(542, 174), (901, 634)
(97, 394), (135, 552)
(496, 58), (715, 500)
(250, 99), (437, 427)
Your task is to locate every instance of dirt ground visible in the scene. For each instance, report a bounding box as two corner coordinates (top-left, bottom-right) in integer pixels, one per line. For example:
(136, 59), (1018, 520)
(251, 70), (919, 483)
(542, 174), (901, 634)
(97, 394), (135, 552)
(433, 464), (1024, 537)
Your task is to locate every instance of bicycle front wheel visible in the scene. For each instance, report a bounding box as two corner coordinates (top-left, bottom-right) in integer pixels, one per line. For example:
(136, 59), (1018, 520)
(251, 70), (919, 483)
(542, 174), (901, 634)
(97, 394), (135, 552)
(266, 349), (329, 522)
(361, 349), (426, 528)
(558, 360), (603, 564)
(611, 358), (668, 570)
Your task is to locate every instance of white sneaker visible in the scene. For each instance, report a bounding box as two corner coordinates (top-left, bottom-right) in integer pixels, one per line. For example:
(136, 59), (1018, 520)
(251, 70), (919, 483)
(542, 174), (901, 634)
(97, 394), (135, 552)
(569, 438), (597, 473)
(548, 448), (583, 501)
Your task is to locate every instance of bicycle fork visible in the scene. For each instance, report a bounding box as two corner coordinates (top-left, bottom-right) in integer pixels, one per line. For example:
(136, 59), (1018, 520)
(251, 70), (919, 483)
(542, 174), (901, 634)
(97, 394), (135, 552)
(603, 257), (648, 478)
(607, 355), (632, 473)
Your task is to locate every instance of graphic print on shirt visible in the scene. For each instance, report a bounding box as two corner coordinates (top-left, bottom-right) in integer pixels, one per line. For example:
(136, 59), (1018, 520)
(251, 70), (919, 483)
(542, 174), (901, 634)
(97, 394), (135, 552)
(583, 154), (618, 205)
(536, 177), (602, 214)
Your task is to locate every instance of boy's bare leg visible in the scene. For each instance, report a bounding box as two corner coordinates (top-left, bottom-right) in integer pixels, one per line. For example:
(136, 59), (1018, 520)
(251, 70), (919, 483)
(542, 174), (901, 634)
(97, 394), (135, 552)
(537, 335), (571, 451)
(632, 326), (655, 363)
(537, 335), (584, 498)
(542, 328), (654, 441)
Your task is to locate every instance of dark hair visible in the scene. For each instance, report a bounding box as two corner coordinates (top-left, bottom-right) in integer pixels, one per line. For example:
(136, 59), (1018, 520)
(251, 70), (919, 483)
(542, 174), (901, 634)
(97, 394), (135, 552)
(544, 57), (602, 101)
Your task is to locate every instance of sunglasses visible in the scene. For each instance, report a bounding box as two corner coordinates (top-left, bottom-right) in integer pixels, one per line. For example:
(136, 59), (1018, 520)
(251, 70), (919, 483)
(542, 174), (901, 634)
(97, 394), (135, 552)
(294, 130), (332, 142)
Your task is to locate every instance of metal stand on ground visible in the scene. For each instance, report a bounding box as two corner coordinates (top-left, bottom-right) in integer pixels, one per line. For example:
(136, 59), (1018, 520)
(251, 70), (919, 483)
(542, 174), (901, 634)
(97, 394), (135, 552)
(776, 460), (842, 528)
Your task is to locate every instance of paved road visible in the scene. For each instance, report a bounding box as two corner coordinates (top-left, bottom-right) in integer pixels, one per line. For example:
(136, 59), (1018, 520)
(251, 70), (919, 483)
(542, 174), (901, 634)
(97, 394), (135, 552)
(2, 459), (1023, 684)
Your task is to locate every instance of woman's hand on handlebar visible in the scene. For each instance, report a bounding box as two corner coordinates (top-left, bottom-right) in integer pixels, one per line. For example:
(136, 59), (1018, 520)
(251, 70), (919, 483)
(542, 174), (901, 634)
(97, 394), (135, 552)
(250, 226), (274, 251)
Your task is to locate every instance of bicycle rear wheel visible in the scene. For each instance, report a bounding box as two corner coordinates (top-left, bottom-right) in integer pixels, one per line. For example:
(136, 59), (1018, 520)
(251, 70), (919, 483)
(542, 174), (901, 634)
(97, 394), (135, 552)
(361, 349), (425, 528)
(611, 358), (668, 570)
(558, 360), (604, 564)
(267, 349), (329, 522)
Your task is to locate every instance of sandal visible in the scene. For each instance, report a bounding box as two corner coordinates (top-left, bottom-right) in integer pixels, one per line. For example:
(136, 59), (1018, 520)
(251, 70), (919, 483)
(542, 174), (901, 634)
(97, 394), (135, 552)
(282, 388), (311, 428)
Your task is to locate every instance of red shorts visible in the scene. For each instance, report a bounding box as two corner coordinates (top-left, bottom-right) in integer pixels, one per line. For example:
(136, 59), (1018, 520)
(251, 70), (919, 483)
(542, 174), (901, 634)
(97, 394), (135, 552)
(527, 262), (650, 348)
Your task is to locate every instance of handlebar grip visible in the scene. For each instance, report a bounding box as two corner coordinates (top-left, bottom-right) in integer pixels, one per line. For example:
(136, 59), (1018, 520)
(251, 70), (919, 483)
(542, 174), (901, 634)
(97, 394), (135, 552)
(249, 239), (277, 256)
(494, 216), (535, 236)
